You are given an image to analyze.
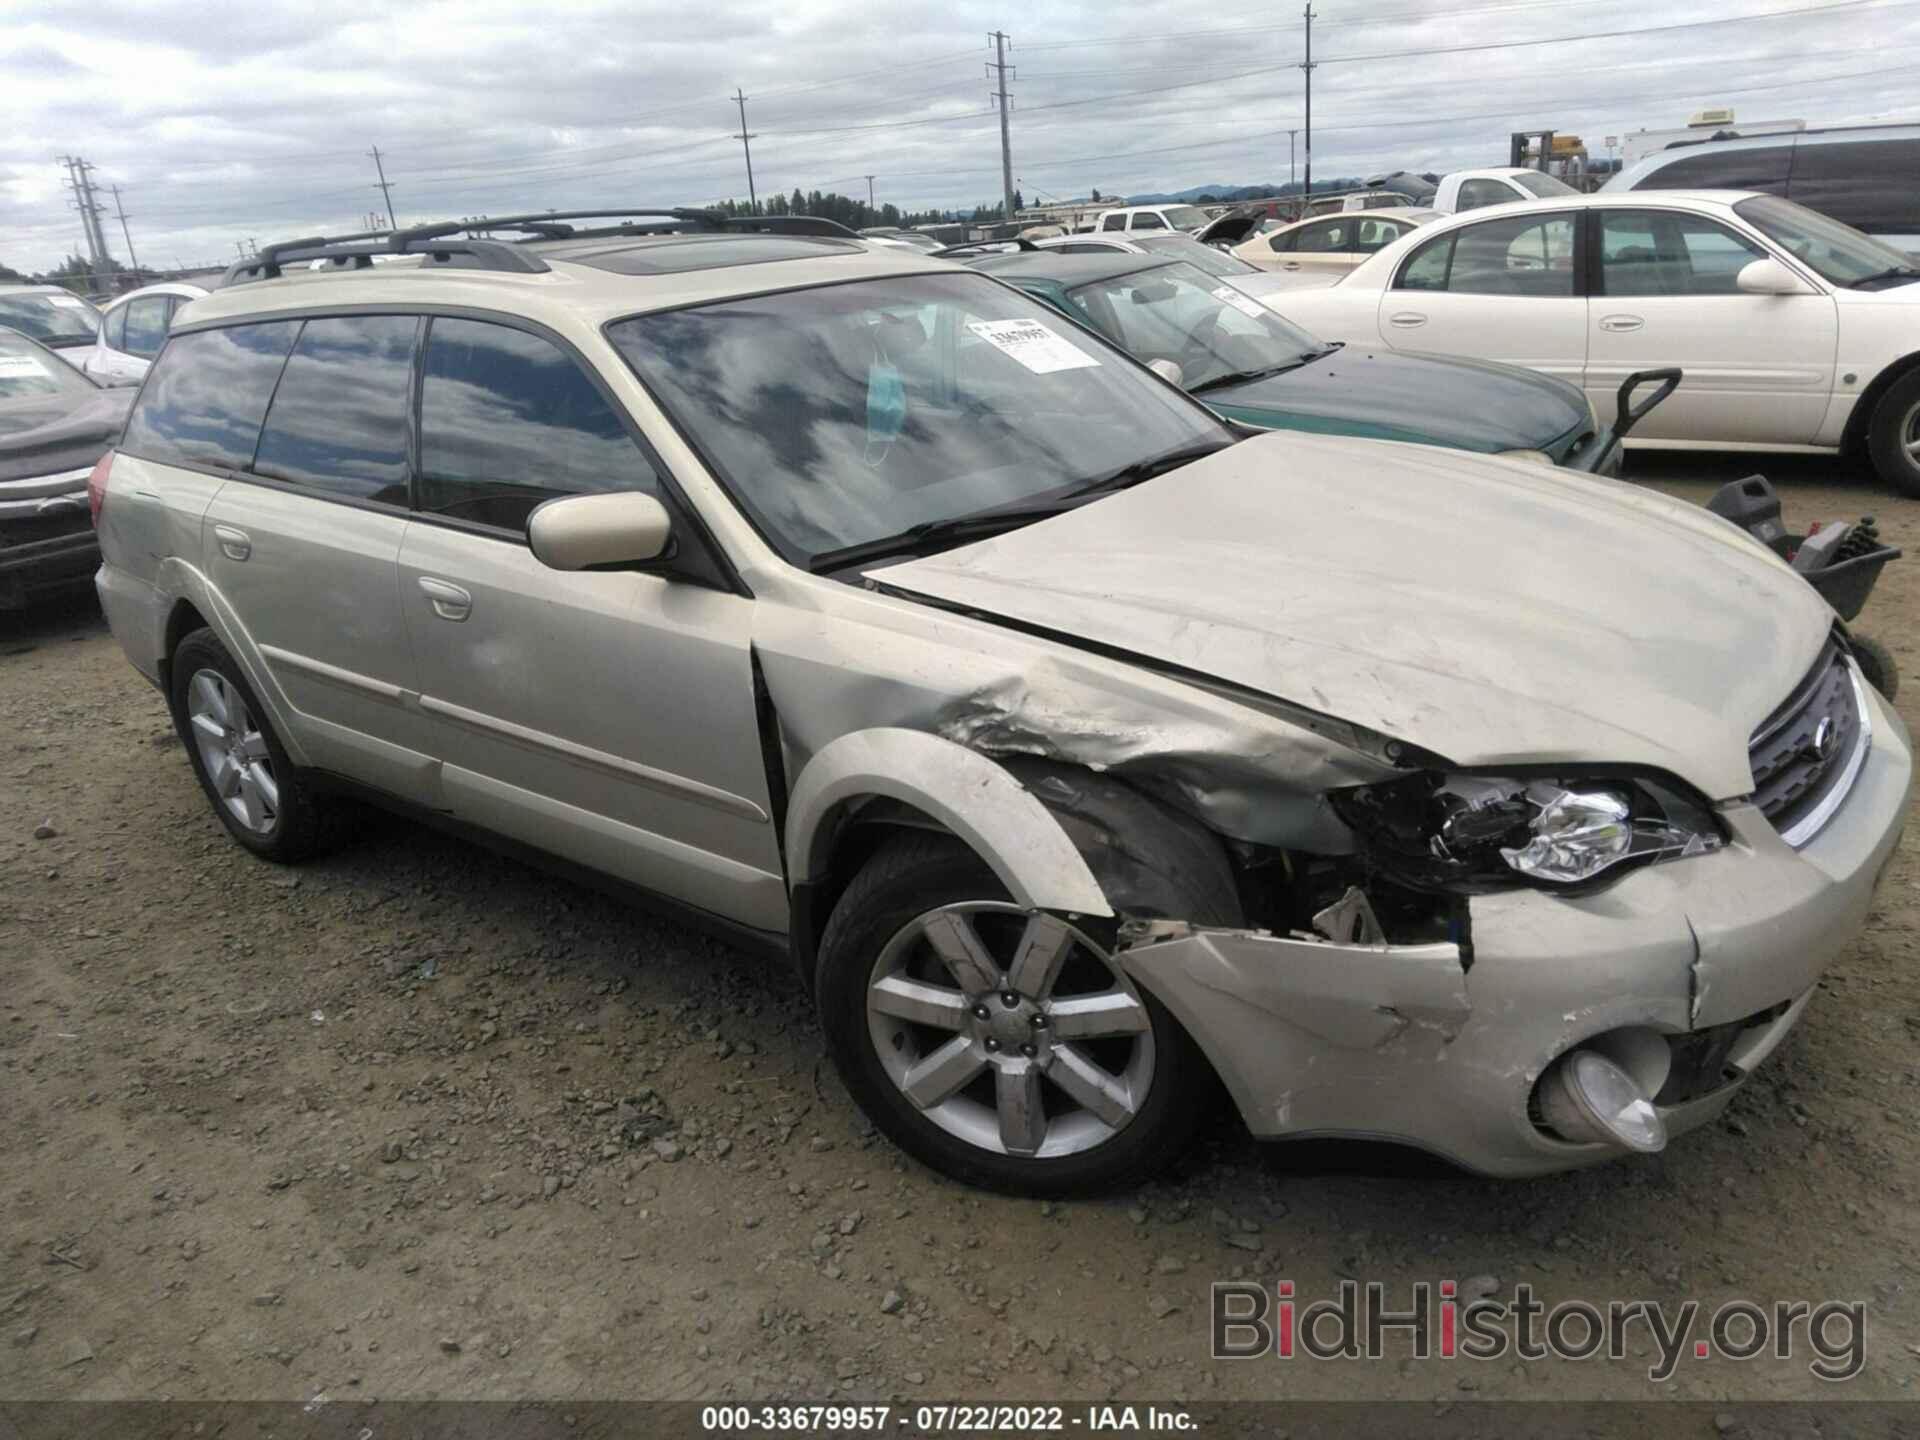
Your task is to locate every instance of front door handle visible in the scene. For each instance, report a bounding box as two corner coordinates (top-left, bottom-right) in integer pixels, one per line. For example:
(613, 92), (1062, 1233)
(1599, 314), (1645, 332)
(213, 524), (251, 561)
(417, 576), (472, 622)
(1282, 261), (1302, 271)
(1387, 311), (1427, 328)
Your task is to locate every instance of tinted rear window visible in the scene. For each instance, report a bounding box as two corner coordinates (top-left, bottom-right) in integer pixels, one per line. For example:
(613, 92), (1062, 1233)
(120, 322), (299, 471)
(1788, 139), (1920, 234)
(252, 316), (416, 503)
(1636, 143), (1793, 195)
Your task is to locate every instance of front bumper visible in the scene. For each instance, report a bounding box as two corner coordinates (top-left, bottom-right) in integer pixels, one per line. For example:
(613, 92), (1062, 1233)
(1120, 683), (1911, 1176)
(0, 523), (98, 609)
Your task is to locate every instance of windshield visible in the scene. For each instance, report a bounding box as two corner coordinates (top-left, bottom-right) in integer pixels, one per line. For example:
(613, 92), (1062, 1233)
(1163, 206), (1211, 232)
(1062, 261), (1324, 391)
(1733, 194), (1918, 285)
(0, 328), (95, 403)
(0, 291), (101, 346)
(1511, 172), (1578, 199)
(606, 273), (1230, 567)
(1129, 234), (1258, 276)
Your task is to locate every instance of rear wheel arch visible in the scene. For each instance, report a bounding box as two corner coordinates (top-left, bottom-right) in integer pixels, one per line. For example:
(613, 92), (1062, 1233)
(158, 598), (211, 703)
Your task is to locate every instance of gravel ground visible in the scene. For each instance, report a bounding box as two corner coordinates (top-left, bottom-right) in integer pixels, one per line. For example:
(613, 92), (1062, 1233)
(4, 452), (1920, 1406)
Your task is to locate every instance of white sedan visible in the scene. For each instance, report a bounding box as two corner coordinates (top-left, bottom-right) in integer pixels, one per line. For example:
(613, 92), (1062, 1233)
(83, 281), (209, 386)
(1274, 190), (1920, 493)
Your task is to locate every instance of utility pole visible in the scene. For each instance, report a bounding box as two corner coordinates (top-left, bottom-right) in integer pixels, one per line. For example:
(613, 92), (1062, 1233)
(59, 156), (109, 267)
(732, 90), (758, 212)
(989, 31), (1015, 224)
(110, 184), (139, 275)
(865, 174), (876, 210)
(1288, 129), (1298, 191)
(1300, 4), (1317, 206)
(368, 144), (397, 228)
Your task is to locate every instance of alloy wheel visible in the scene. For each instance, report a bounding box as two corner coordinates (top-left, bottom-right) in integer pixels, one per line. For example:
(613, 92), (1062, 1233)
(865, 902), (1155, 1159)
(186, 668), (279, 835)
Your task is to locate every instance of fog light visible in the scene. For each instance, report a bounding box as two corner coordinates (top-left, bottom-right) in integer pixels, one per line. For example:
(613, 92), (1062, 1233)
(1538, 1050), (1667, 1153)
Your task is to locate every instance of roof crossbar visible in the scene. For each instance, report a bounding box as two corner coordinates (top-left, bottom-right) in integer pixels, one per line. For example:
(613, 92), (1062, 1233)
(221, 208), (864, 285)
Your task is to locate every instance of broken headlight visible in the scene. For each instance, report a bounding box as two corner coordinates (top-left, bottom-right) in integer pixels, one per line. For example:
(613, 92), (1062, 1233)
(1331, 772), (1725, 893)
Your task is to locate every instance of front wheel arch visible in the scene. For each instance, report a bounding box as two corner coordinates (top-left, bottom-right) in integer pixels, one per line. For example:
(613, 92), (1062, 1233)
(1844, 350), (1920, 456)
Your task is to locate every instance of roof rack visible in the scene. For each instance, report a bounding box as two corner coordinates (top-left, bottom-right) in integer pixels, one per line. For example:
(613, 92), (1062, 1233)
(222, 209), (863, 286)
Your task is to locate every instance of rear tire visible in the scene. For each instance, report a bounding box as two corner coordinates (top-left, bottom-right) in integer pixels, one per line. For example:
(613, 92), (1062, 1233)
(816, 832), (1213, 1196)
(169, 628), (344, 862)
(1866, 369), (1920, 497)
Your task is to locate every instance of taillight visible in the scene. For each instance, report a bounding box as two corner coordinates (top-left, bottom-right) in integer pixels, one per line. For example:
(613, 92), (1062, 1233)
(87, 451), (113, 529)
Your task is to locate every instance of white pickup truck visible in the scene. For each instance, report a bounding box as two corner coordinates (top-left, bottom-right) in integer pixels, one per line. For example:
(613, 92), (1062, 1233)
(1431, 167), (1580, 214)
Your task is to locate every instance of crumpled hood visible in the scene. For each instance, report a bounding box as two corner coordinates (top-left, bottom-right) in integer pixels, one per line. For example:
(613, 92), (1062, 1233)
(869, 431), (1834, 800)
(0, 388), (131, 482)
(1207, 347), (1589, 454)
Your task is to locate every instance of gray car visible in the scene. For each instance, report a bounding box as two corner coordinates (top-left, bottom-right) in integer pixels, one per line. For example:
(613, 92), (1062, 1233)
(92, 211), (1911, 1195)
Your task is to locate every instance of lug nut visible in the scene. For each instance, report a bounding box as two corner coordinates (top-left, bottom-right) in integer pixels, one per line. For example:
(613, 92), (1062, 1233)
(1000, 992), (1019, 1008)
(1030, 1013), (1048, 1028)
(985, 1037), (1001, 1052)
(1020, 1043), (1037, 1058)
(971, 1004), (990, 1021)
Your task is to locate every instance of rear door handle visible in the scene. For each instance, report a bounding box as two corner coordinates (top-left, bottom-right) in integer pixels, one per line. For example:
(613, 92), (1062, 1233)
(1387, 311), (1427, 328)
(1599, 314), (1645, 332)
(213, 524), (251, 561)
(417, 576), (472, 622)
(1281, 261), (1301, 271)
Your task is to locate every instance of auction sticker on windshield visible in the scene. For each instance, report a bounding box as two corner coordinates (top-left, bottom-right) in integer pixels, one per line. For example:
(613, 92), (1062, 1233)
(44, 295), (90, 310)
(0, 354), (51, 378)
(966, 318), (1100, 374)
(1212, 285), (1269, 319)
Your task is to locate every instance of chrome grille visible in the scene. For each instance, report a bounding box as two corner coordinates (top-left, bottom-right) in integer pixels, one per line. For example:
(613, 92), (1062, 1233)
(1748, 638), (1869, 848)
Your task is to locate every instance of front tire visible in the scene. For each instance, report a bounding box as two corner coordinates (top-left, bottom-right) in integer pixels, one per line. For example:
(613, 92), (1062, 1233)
(169, 628), (343, 862)
(1853, 632), (1900, 701)
(1866, 369), (1920, 497)
(816, 833), (1211, 1196)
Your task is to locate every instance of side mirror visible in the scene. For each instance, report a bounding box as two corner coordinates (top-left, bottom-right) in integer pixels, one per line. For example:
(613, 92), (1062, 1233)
(528, 491), (672, 570)
(1147, 358), (1186, 388)
(1736, 257), (1812, 296)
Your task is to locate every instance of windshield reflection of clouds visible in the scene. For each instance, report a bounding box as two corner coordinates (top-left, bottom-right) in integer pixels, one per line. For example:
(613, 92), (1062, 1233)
(1068, 262), (1320, 389)
(609, 274), (1221, 563)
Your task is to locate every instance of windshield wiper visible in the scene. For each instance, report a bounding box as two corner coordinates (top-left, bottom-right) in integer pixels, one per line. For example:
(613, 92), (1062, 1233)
(1849, 266), (1920, 288)
(807, 440), (1229, 574)
(1188, 360), (1312, 394)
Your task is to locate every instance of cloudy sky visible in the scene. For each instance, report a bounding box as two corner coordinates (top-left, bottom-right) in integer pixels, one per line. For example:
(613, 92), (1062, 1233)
(5, 0), (1918, 273)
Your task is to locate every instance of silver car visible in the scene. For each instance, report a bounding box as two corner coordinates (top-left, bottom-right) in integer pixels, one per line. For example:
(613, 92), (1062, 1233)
(93, 213), (1911, 1195)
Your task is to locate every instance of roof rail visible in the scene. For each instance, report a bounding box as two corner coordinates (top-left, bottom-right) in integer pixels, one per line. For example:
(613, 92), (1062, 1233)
(222, 209), (863, 285)
(931, 237), (1040, 258)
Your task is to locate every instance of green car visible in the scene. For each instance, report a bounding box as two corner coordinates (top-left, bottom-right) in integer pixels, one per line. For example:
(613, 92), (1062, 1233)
(962, 249), (1621, 473)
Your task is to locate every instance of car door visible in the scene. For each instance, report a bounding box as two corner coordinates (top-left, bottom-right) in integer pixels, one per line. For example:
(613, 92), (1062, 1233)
(396, 315), (783, 930)
(1376, 210), (1587, 384)
(1585, 207), (1838, 444)
(198, 314), (439, 804)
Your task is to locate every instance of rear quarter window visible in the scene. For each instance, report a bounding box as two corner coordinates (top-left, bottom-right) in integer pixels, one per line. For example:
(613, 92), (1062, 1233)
(1636, 143), (1793, 196)
(120, 321), (300, 472)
